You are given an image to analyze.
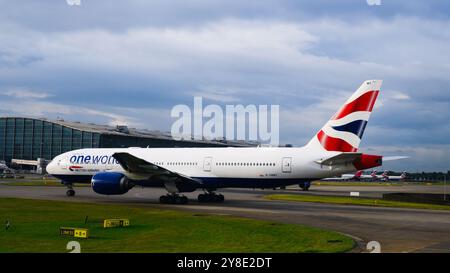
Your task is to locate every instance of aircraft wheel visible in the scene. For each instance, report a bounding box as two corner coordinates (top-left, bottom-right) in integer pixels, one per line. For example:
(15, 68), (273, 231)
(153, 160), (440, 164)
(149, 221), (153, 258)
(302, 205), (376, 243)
(174, 195), (187, 204)
(216, 194), (225, 203)
(198, 194), (206, 203)
(198, 193), (224, 203)
(160, 195), (188, 204)
(66, 189), (75, 197)
(159, 195), (169, 204)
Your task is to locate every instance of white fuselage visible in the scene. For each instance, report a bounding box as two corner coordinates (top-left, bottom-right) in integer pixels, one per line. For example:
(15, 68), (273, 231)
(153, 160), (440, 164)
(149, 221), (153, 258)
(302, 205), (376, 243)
(383, 175), (406, 181)
(45, 80), (384, 193)
(47, 146), (358, 189)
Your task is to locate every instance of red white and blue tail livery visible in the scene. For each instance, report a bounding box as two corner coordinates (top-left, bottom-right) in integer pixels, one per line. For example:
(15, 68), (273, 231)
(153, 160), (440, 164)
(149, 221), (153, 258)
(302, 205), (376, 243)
(47, 80), (387, 204)
(307, 80), (381, 153)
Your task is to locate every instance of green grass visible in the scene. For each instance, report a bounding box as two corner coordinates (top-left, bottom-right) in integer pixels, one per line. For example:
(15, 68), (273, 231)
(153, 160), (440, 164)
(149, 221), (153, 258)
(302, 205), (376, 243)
(0, 198), (354, 253)
(265, 194), (450, 211)
(311, 181), (447, 187)
(312, 181), (402, 187)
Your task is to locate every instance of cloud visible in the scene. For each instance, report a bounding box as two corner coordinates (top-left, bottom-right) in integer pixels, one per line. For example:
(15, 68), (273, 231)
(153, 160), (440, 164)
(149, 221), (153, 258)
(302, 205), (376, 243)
(0, 95), (175, 132)
(193, 87), (242, 103)
(1, 87), (50, 99)
(0, 3), (449, 170)
(390, 91), (411, 100)
(33, 19), (318, 73)
(2, 17), (450, 91)
(2, 1), (450, 33)
(0, 99), (134, 127)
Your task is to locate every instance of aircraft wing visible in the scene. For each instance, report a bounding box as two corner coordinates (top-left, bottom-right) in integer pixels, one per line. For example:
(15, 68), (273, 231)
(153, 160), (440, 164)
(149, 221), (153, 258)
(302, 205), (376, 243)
(315, 153), (362, 166)
(112, 152), (202, 192)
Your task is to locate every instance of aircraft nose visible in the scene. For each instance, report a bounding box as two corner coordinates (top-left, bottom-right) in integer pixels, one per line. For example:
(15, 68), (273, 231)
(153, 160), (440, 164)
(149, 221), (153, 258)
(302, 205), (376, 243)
(46, 160), (57, 174)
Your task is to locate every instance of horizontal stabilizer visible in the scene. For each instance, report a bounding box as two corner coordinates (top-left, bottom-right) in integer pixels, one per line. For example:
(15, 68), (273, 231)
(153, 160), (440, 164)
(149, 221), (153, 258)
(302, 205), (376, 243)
(383, 156), (409, 161)
(315, 153), (362, 166)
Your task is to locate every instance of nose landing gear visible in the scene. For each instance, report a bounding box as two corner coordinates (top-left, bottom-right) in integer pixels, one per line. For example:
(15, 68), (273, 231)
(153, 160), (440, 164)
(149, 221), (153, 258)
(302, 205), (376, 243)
(65, 182), (75, 197)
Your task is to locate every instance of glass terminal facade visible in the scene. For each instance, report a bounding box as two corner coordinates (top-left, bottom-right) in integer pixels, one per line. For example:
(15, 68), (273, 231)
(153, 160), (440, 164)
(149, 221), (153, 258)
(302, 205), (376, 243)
(0, 117), (100, 162)
(0, 117), (242, 163)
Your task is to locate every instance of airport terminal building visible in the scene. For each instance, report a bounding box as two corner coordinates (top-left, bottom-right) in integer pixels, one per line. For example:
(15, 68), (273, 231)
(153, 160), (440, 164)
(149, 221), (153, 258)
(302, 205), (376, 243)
(0, 117), (256, 171)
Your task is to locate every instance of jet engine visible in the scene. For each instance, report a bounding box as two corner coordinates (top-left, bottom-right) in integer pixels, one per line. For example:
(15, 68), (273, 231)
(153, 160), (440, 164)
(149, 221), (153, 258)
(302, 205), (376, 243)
(91, 172), (134, 195)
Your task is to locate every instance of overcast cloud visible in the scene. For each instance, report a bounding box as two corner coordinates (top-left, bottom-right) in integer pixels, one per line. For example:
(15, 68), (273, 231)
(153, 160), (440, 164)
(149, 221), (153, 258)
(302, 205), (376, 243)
(0, 0), (449, 171)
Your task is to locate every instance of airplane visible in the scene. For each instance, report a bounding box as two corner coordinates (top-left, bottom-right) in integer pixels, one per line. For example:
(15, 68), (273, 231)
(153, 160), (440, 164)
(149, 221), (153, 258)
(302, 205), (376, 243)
(46, 80), (384, 204)
(382, 171), (407, 181)
(370, 170), (388, 180)
(320, 170), (364, 181)
(357, 170), (379, 181)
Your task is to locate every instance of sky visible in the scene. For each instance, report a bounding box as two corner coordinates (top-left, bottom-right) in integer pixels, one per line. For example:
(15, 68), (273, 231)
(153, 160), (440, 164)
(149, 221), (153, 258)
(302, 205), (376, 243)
(0, 0), (449, 172)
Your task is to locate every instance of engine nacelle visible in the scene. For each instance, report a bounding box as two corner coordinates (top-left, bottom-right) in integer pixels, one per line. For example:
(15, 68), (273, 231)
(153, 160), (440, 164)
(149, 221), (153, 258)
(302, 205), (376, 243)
(353, 154), (383, 170)
(91, 172), (133, 195)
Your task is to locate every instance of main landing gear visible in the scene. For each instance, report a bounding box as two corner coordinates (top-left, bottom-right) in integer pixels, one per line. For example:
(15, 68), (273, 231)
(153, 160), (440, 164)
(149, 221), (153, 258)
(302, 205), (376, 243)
(65, 182), (75, 197)
(158, 191), (225, 205)
(159, 194), (189, 204)
(198, 192), (225, 203)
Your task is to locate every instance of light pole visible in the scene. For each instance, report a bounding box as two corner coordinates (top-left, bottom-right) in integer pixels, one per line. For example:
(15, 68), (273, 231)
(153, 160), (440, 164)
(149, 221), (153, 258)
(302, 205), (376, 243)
(445, 174), (447, 202)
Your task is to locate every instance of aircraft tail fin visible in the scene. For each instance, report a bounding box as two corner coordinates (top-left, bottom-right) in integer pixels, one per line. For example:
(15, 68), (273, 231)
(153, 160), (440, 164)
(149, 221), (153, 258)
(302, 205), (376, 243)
(401, 171), (407, 179)
(306, 80), (382, 152)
